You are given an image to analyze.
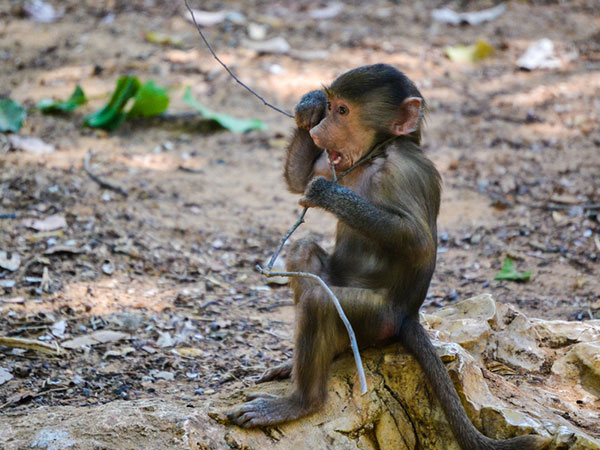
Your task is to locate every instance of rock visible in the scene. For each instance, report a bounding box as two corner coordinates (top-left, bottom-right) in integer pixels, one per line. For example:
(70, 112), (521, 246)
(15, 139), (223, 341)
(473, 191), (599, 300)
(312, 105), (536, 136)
(31, 429), (76, 449)
(532, 319), (600, 348)
(574, 343), (600, 386)
(425, 294), (548, 370)
(424, 293), (497, 323)
(493, 313), (547, 371)
(423, 294), (496, 360)
(1, 296), (599, 449)
(553, 343), (600, 397)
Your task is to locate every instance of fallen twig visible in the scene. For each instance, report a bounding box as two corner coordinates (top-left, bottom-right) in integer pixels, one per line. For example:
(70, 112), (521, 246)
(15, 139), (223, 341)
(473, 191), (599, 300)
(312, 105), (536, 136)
(266, 208), (308, 271)
(0, 297), (25, 304)
(184, 0), (293, 118)
(0, 387), (68, 410)
(327, 151), (338, 183)
(543, 202), (600, 211)
(0, 336), (62, 356)
(257, 265), (368, 395)
(83, 151), (129, 196)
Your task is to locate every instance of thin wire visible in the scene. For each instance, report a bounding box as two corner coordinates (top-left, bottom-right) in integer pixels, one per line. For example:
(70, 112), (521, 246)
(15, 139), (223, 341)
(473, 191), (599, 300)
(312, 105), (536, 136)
(184, 0), (293, 118)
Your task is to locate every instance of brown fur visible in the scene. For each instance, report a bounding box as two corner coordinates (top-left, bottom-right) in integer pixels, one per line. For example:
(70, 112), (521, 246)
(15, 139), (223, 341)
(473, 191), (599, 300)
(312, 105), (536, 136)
(228, 65), (549, 450)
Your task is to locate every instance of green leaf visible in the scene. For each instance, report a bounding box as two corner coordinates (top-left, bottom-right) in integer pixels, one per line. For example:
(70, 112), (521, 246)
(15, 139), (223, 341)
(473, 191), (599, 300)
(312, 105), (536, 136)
(37, 85), (87, 113)
(0, 98), (27, 132)
(84, 76), (141, 130)
(494, 258), (532, 282)
(183, 87), (267, 133)
(126, 81), (169, 119)
(445, 39), (495, 63)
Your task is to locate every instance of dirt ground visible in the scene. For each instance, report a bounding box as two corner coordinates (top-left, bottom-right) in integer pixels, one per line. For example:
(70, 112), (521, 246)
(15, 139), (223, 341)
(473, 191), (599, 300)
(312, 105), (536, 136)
(0, 0), (599, 428)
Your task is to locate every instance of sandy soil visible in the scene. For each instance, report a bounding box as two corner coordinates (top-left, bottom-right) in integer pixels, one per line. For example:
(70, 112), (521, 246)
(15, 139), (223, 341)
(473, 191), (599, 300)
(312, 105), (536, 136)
(0, 0), (599, 424)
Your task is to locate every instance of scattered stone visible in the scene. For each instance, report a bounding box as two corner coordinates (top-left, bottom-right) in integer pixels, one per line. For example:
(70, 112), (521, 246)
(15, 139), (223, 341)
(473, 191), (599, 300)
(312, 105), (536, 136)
(101, 261), (115, 275)
(150, 370), (174, 381)
(0, 367), (13, 386)
(247, 22), (268, 40)
(22, 0), (62, 23)
(0, 280), (16, 289)
(184, 9), (245, 26)
(243, 37), (291, 54)
(309, 2), (344, 20)
(156, 331), (174, 348)
(2, 296), (600, 448)
(0, 251), (21, 271)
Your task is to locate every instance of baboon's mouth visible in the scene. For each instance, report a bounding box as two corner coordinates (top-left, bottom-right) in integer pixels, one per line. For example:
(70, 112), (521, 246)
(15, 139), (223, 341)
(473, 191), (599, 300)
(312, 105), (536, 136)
(328, 150), (343, 167)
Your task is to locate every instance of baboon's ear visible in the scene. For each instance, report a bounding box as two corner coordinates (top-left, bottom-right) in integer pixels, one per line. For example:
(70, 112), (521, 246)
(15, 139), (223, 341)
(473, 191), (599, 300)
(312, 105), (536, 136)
(391, 97), (422, 136)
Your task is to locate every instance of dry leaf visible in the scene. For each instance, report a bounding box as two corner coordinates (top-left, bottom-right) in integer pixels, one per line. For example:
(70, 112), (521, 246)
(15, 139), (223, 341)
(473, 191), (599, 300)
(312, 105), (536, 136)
(103, 346), (135, 359)
(8, 135), (55, 154)
(62, 330), (130, 349)
(44, 245), (84, 255)
(22, 214), (67, 232)
(552, 211), (566, 223)
(173, 347), (205, 358)
(432, 3), (506, 26)
(517, 39), (562, 71)
(50, 320), (67, 338)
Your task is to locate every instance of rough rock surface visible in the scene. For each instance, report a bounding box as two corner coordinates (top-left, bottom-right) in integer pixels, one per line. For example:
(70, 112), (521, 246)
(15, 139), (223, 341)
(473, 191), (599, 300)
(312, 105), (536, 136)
(1, 296), (599, 449)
